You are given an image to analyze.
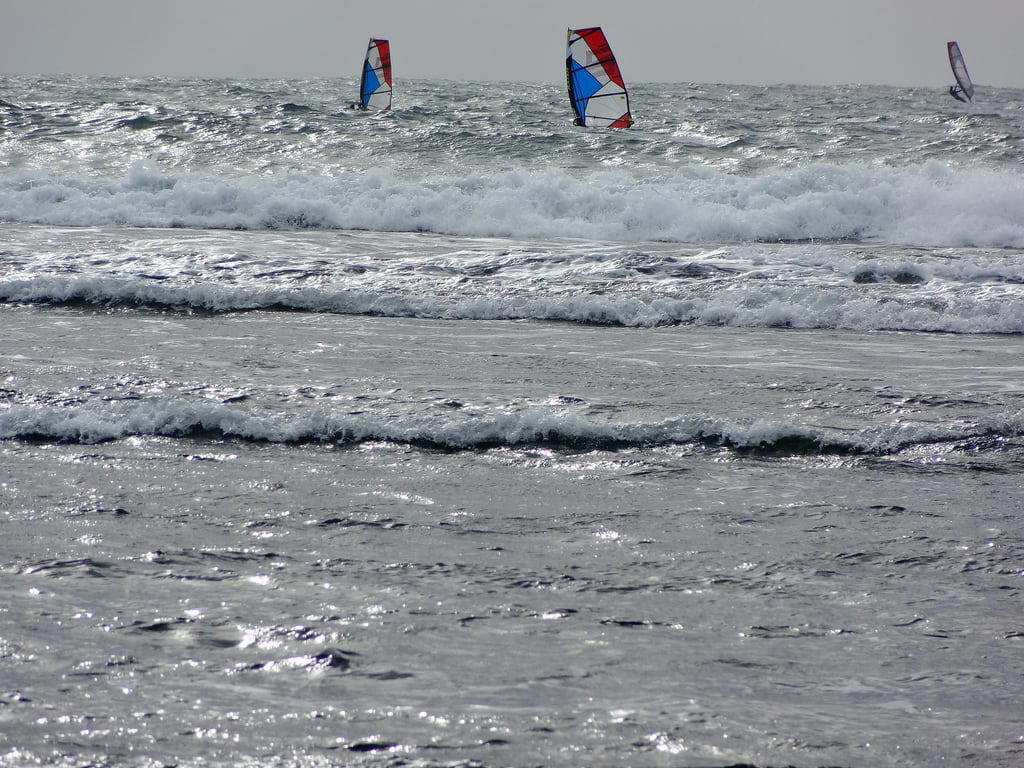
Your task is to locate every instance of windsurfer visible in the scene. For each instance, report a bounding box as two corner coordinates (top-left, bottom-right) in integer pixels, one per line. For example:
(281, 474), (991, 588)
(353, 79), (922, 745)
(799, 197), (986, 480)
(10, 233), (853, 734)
(948, 85), (967, 103)
(565, 27), (633, 130)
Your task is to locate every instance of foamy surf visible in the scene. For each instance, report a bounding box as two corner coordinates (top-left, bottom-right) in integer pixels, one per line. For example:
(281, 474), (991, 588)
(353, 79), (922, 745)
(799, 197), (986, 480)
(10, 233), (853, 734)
(3, 274), (1023, 333)
(2, 398), (1021, 455)
(3, 160), (1024, 248)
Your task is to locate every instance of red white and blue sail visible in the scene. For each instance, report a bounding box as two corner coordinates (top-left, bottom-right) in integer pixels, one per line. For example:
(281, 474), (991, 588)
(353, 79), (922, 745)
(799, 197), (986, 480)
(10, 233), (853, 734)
(566, 27), (632, 128)
(947, 41), (974, 101)
(359, 38), (392, 110)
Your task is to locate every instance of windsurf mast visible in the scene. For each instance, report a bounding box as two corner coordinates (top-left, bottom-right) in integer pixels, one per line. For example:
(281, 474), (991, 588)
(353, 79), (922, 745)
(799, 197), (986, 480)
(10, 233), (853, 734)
(359, 38), (392, 110)
(946, 41), (974, 103)
(566, 27), (632, 128)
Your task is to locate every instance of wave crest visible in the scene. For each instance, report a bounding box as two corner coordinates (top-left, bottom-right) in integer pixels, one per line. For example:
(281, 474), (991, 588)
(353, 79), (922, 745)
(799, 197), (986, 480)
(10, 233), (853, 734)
(2, 399), (1021, 455)
(3, 161), (1024, 248)
(4, 275), (1023, 334)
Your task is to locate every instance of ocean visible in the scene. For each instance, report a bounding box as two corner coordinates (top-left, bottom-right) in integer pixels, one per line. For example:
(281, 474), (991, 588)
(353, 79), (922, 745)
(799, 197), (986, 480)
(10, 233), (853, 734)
(1, 74), (1023, 768)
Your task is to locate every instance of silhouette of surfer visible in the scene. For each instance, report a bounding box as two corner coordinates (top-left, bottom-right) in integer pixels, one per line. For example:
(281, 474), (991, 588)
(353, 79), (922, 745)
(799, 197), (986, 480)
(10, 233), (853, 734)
(948, 85), (968, 103)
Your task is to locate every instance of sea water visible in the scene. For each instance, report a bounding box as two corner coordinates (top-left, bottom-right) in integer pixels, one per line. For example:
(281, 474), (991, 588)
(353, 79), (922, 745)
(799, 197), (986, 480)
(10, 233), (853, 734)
(1, 76), (1023, 767)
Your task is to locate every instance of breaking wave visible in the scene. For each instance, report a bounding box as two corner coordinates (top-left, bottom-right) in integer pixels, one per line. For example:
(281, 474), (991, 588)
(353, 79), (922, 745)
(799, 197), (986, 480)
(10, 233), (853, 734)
(3, 160), (1024, 248)
(3, 275), (1023, 333)
(2, 398), (1022, 456)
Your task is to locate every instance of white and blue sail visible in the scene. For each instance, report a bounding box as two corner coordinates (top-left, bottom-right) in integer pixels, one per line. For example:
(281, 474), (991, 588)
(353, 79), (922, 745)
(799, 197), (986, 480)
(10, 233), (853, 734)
(566, 27), (632, 128)
(358, 38), (392, 110)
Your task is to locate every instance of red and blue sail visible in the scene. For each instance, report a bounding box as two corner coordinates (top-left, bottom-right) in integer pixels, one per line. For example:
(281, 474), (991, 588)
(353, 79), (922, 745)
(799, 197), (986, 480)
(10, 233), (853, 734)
(359, 38), (392, 110)
(566, 27), (632, 128)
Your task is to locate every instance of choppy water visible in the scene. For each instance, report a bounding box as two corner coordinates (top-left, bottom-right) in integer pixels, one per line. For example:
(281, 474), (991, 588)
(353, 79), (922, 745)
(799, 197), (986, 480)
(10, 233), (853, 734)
(1, 76), (1023, 768)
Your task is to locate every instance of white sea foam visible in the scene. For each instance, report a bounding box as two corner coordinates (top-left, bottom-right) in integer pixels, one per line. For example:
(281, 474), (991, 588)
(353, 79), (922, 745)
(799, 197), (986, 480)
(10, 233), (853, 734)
(2, 398), (1021, 454)
(3, 161), (1024, 249)
(3, 275), (1024, 334)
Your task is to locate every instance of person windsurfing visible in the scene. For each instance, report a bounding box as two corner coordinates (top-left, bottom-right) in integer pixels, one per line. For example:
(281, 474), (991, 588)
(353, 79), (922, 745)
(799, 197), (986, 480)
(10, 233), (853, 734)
(946, 42), (974, 103)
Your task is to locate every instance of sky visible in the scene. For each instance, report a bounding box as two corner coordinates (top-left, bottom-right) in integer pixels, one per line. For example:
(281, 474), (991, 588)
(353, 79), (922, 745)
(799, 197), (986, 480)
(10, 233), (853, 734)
(3, 0), (1024, 88)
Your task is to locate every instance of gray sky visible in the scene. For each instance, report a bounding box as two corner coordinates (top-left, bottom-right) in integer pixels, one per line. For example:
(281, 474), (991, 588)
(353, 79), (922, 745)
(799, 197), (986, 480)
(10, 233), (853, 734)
(3, 1), (1023, 87)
